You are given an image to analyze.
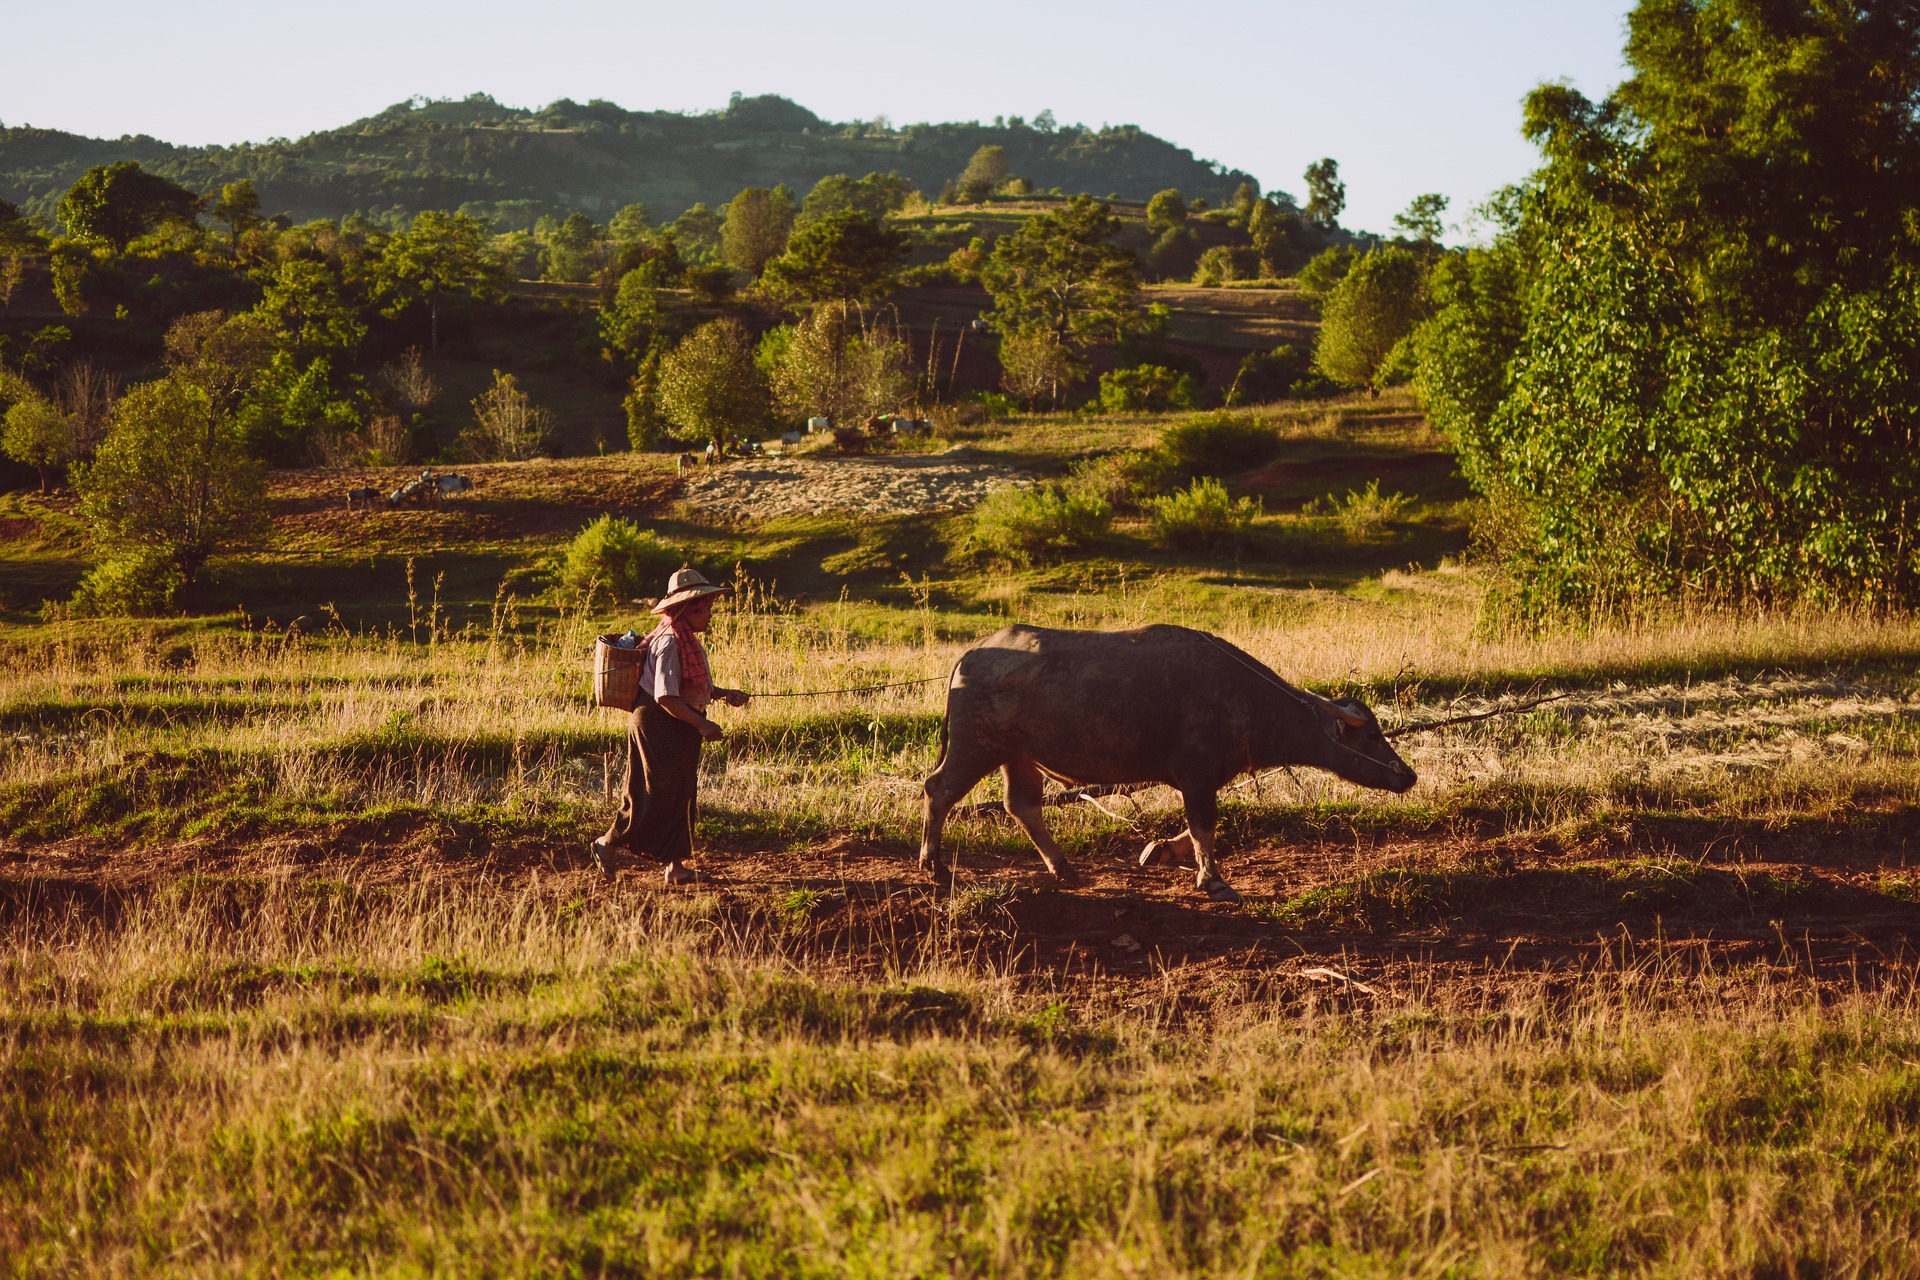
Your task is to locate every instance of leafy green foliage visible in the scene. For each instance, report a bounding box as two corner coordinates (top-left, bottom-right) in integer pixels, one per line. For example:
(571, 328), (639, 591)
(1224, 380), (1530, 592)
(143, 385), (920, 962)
(67, 547), (182, 617)
(1157, 413), (1279, 478)
(1419, 1), (1920, 612)
(956, 146), (1010, 201)
(1329, 479), (1414, 541)
(761, 211), (908, 309)
(720, 186), (795, 276)
(983, 195), (1138, 348)
(2, 394), (71, 491)
(656, 318), (770, 450)
(972, 484), (1112, 562)
(56, 161), (199, 252)
(1224, 345), (1316, 406)
(1302, 158), (1345, 228)
(1313, 246), (1427, 391)
(798, 173), (911, 225)
(1097, 364), (1196, 413)
(72, 378), (267, 594)
(1145, 189), (1187, 229)
(1146, 476), (1261, 551)
(559, 516), (684, 604)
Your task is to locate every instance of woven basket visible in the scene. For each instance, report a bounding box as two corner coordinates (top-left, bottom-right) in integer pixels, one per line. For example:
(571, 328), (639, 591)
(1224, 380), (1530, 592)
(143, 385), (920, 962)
(593, 634), (646, 711)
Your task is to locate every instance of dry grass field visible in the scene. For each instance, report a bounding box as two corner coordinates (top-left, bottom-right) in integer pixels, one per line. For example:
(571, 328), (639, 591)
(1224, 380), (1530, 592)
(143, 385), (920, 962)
(5, 395), (1920, 1275)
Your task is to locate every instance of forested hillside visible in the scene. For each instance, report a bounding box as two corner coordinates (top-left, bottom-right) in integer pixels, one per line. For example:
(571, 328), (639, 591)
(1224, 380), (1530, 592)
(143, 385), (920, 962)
(0, 93), (1263, 230)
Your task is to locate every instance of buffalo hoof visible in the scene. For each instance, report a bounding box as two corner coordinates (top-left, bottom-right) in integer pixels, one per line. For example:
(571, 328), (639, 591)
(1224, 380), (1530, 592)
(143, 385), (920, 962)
(1047, 865), (1083, 889)
(588, 838), (612, 875)
(1201, 879), (1242, 903)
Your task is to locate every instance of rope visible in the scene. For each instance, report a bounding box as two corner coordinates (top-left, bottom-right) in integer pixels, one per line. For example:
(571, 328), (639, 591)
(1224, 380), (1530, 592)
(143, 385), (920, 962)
(1383, 690), (1572, 739)
(745, 676), (945, 699)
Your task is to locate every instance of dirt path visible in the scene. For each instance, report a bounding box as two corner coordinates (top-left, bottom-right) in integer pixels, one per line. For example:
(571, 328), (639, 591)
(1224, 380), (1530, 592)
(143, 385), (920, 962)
(678, 452), (1028, 523)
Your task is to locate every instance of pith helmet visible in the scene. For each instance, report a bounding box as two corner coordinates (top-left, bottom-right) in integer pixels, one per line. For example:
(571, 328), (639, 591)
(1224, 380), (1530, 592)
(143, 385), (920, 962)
(651, 567), (733, 614)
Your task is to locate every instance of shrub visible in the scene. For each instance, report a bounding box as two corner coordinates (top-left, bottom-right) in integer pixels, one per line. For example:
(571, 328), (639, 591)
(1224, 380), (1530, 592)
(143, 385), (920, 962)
(1067, 450), (1175, 512)
(973, 484), (1112, 562)
(1146, 477), (1262, 552)
(68, 549), (181, 617)
(1223, 345), (1311, 407)
(1097, 364), (1198, 413)
(1157, 412), (1279, 478)
(1331, 479), (1413, 541)
(560, 516), (685, 604)
(1192, 245), (1238, 287)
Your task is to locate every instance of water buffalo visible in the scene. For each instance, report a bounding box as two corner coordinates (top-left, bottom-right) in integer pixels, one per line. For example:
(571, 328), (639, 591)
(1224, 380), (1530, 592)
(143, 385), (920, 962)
(919, 624), (1416, 901)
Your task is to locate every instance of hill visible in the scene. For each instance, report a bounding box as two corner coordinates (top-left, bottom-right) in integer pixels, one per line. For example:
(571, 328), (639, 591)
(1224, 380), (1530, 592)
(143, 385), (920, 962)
(0, 93), (1265, 229)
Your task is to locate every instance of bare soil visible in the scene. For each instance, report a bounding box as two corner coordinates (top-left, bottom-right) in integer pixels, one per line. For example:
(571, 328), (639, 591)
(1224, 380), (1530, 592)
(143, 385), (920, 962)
(8, 814), (1915, 1004)
(678, 452), (1029, 524)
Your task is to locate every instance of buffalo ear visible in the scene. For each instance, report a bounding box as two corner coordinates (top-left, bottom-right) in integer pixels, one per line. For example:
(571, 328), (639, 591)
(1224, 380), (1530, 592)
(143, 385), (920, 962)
(1318, 695), (1367, 729)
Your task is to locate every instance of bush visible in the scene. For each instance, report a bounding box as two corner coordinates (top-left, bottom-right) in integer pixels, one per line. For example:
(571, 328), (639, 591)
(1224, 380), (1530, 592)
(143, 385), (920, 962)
(973, 484), (1112, 562)
(560, 516), (685, 605)
(1067, 450), (1175, 512)
(1157, 412), (1279, 477)
(1330, 479), (1413, 541)
(68, 549), (181, 617)
(1146, 477), (1262, 552)
(1097, 364), (1198, 413)
(1223, 345), (1312, 407)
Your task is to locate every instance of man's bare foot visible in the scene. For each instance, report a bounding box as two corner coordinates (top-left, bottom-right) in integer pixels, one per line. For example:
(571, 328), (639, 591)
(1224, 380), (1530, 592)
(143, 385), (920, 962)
(663, 861), (698, 885)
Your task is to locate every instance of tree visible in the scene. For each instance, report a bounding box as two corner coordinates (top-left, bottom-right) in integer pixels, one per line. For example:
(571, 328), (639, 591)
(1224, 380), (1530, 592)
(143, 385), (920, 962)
(0, 200), (44, 316)
(799, 172), (911, 225)
(2, 394), (70, 491)
(541, 212), (600, 283)
(998, 329), (1084, 410)
(1393, 193), (1449, 246)
(1146, 189), (1187, 230)
(72, 377), (268, 597)
(1248, 199), (1306, 274)
(956, 146), (1010, 201)
(209, 180), (262, 253)
(656, 318), (770, 452)
(57, 162), (201, 253)
(1418, 0), (1920, 611)
(1313, 246), (1427, 392)
(982, 195), (1139, 348)
(1303, 158), (1346, 229)
(671, 204), (723, 260)
(760, 211), (909, 310)
(624, 340), (670, 450)
(600, 267), (662, 361)
(255, 260), (365, 365)
(607, 203), (653, 245)
(464, 370), (551, 460)
(764, 304), (912, 424)
(720, 186), (795, 276)
(374, 210), (506, 352)
(1230, 181), (1260, 224)
(164, 310), (272, 413)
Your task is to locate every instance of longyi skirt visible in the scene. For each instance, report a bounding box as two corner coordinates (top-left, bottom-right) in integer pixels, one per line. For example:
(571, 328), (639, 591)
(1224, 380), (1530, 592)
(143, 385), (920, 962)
(599, 702), (703, 863)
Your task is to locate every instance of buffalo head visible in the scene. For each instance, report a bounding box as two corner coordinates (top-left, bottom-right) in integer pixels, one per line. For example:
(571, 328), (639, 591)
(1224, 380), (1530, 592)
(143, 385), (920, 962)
(1315, 696), (1417, 793)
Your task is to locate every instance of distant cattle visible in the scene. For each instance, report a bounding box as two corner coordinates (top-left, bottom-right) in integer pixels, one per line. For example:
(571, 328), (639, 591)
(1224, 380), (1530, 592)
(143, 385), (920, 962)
(431, 474), (472, 497)
(383, 469), (473, 507)
(780, 431), (803, 445)
(892, 418), (932, 437)
(346, 487), (381, 509)
(676, 452), (699, 475)
(807, 417), (830, 433)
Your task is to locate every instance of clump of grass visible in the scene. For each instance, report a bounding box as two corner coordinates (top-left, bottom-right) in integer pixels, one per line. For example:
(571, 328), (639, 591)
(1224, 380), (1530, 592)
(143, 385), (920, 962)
(1146, 477), (1263, 551)
(972, 483), (1112, 562)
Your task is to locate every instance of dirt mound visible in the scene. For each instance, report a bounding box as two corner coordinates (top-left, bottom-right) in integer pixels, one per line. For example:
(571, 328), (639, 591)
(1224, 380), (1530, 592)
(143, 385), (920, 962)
(678, 453), (1028, 523)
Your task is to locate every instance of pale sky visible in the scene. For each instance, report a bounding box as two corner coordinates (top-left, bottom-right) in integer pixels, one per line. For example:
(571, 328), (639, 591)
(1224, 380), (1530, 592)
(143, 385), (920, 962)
(0, 1), (1633, 238)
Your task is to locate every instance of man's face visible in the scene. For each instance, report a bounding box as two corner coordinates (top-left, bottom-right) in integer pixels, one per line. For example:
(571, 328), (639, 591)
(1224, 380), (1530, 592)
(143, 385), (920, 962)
(680, 597), (716, 631)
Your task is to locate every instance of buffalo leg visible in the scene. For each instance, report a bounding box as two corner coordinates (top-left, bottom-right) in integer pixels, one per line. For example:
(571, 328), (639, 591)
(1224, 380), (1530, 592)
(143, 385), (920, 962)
(1178, 788), (1240, 902)
(920, 750), (997, 889)
(1003, 761), (1079, 885)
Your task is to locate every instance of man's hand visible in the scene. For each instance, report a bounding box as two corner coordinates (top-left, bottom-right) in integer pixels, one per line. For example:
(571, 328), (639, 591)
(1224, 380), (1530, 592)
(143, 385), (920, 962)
(696, 716), (724, 743)
(718, 688), (750, 709)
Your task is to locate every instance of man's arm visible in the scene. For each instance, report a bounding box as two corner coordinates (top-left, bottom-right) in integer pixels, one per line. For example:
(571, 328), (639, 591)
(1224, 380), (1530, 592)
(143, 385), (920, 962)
(657, 695), (723, 741)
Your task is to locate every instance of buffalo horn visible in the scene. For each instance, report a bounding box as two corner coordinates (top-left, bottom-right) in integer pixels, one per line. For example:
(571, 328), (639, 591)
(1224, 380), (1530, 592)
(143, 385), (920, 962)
(1316, 694), (1367, 728)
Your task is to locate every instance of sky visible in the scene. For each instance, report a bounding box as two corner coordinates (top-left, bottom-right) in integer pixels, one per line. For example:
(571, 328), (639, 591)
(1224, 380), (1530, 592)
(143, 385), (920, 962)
(0, 1), (1634, 238)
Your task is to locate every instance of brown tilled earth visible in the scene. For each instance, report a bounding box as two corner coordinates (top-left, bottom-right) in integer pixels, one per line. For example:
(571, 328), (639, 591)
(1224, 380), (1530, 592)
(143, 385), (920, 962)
(9, 815), (1917, 1005)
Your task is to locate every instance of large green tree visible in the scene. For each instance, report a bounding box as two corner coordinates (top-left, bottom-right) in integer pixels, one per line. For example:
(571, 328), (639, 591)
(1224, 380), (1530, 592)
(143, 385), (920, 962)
(720, 186), (796, 276)
(760, 211), (908, 310)
(1313, 246), (1428, 392)
(57, 162), (201, 253)
(981, 195), (1139, 348)
(209, 180), (262, 253)
(72, 377), (268, 597)
(374, 210), (507, 352)
(1303, 158), (1345, 229)
(656, 318), (770, 452)
(1418, 0), (1920, 611)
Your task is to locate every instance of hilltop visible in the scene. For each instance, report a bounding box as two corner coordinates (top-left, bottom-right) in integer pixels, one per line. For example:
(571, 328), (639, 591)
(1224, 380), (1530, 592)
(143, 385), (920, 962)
(0, 93), (1265, 229)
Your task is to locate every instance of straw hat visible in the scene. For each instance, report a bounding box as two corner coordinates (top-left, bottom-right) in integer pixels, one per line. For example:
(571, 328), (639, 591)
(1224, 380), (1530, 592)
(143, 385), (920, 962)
(651, 567), (733, 614)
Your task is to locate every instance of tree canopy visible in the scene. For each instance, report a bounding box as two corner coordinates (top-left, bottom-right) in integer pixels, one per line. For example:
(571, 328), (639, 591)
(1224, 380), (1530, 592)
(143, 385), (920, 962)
(982, 195), (1139, 348)
(57, 161), (201, 252)
(1416, 0), (1920, 612)
(760, 211), (908, 310)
